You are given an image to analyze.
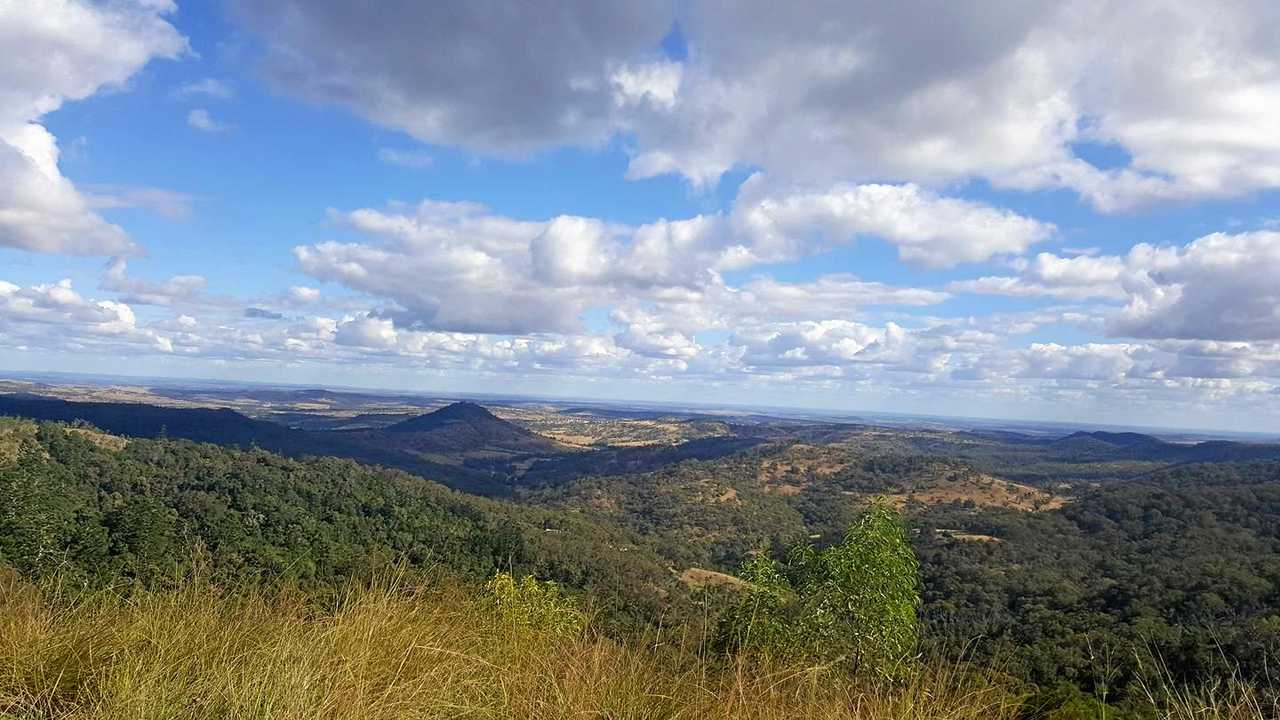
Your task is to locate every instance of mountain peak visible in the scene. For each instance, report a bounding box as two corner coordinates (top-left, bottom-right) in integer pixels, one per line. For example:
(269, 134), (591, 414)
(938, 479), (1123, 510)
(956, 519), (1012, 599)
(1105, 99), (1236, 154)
(388, 401), (497, 432)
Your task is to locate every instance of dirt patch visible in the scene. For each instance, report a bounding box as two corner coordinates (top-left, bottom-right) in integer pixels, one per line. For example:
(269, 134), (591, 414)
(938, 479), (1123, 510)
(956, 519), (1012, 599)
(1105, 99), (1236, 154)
(936, 529), (1002, 543)
(585, 493), (620, 512)
(715, 487), (739, 503)
(884, 473), (1067, 512)
(757, 444), (847, 493)
(67, 427), (128, 451)
(678, 568), (749, 590)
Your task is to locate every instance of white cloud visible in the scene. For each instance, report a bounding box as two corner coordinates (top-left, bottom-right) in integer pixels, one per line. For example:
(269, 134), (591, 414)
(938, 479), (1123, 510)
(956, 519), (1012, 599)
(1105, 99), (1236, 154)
(296, 201), (587, 334)
(627, 1), (1280, 210)
(294, 183), (1033, 335)
(0, 278), (172, 352)
(289, 286), (321, 304)
(1112, 231), (1280, 341)
(100, 257), (208, 307)
(951, 252), (1127, 300)
(1017, 342), (1138, 381)
(953, 232), (1280, 343)
(611, 308), (700, 360)
(187, 108), (229, 132)
(228, 2), (1280, 209)
(730, 175), (1054, 268)
(611, 61), (683, 109)
(737, 275), (949, 320)
(334, 316), (398, 349)
(0, 0), (184, 255)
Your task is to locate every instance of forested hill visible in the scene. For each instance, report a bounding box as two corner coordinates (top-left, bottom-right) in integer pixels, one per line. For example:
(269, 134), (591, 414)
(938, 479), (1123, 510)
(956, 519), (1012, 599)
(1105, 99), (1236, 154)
(963, 428), (1280, 463)
(0, 417), (676, 621)
(0, 394), (511, 495)
(917, 460), (1280, 690)
(386, 401), (549, 445)
(0, 393), (305, 446)
(350, 401), (564, 455)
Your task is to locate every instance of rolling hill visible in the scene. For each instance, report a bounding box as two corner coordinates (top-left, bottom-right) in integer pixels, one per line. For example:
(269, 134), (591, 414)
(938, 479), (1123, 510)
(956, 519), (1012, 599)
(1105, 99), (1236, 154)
(1047, 430), (1280, 463)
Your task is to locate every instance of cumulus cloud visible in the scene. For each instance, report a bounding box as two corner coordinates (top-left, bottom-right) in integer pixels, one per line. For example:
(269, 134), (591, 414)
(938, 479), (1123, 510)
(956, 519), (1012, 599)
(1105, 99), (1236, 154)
(954, 231), (1280, 343)
(289, 286), (321, 304)
(229, 1), (1280, 209)
(631, 1), (1280, 210)
(100, 258), (207, 307)
(230, 0), (673, 154)
(295, 200), (586, 334)
(1011, 340), (1280, 401)
(0, 0), (184, 255)
(736, 276), (949, 321)
(951, 252), (1127, 300)
(0, 278), (172, 352)
(730, 175), (1055, 268)
(1017, 342), (1139, 382)
(293, 183), (1040, 334)
(610, 308), (701, 360)
(1111, 231), (1280, 341)
(335, 316), (398, 349)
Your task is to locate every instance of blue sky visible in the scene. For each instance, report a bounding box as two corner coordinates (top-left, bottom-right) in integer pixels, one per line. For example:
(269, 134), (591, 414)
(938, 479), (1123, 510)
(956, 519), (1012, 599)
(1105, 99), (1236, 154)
(3, 1), (1280, 431)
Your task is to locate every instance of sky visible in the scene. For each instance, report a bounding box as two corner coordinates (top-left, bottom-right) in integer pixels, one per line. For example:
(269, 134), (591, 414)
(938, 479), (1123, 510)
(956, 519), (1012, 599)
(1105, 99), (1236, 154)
(2, 1), (1280, 432)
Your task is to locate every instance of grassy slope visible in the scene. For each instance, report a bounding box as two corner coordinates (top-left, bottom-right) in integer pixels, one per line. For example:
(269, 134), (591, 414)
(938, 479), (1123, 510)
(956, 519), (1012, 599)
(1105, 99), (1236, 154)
(0, 571), (1022, 720)
(1, 572), (1270, 720)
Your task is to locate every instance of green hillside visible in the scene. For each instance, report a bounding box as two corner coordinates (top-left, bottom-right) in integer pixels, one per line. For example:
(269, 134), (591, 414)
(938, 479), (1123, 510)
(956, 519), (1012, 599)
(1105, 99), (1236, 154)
(0, 418), (675, 623)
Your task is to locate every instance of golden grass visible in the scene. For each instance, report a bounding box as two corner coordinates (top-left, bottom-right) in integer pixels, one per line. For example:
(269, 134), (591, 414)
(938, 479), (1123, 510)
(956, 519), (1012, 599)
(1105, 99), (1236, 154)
(0, 571), (1023, 720)
(0, 571), (1271, 720)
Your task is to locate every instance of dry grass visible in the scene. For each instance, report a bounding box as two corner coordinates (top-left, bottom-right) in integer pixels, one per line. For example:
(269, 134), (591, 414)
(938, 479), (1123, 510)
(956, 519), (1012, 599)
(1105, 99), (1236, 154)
(0, 571), (1270, 720)
(0, 572), (1023, 720)
(678, 567), (750, 591)
(1136, 649), (1279, 720)
(64, 428), (128, 452)
(881, 473), (1065, 513)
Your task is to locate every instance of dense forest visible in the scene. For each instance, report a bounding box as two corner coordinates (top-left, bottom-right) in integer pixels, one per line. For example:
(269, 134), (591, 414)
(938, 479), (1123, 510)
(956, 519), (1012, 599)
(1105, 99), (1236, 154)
(0, 418), (678, 623)
(915, 461), (1280, 693)
(519, 443), (1280, 699)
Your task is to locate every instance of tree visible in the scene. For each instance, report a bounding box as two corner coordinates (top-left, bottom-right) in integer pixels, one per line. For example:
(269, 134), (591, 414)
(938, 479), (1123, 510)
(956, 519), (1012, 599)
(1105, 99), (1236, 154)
(719, 503), (921, 676)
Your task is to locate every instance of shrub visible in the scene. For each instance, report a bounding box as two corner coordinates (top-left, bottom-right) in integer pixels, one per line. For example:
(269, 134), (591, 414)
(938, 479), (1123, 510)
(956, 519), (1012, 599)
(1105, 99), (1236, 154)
(720, 503), (921, 676)
(484, 571), (584, 636)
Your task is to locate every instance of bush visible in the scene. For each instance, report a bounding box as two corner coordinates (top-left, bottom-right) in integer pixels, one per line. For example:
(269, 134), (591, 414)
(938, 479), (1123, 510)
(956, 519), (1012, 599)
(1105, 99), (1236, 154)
(720, 503), (921, 676)
(484, 572), (584, 636)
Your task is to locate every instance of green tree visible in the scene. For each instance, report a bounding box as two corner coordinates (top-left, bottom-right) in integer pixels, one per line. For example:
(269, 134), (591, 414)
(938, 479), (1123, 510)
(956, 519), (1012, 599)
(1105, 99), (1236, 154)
(720, 504), (921, 676)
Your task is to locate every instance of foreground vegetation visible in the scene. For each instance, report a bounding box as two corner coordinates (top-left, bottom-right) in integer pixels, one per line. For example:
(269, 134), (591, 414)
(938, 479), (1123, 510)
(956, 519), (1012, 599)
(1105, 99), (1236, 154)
(2, 570), (1272, 720)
